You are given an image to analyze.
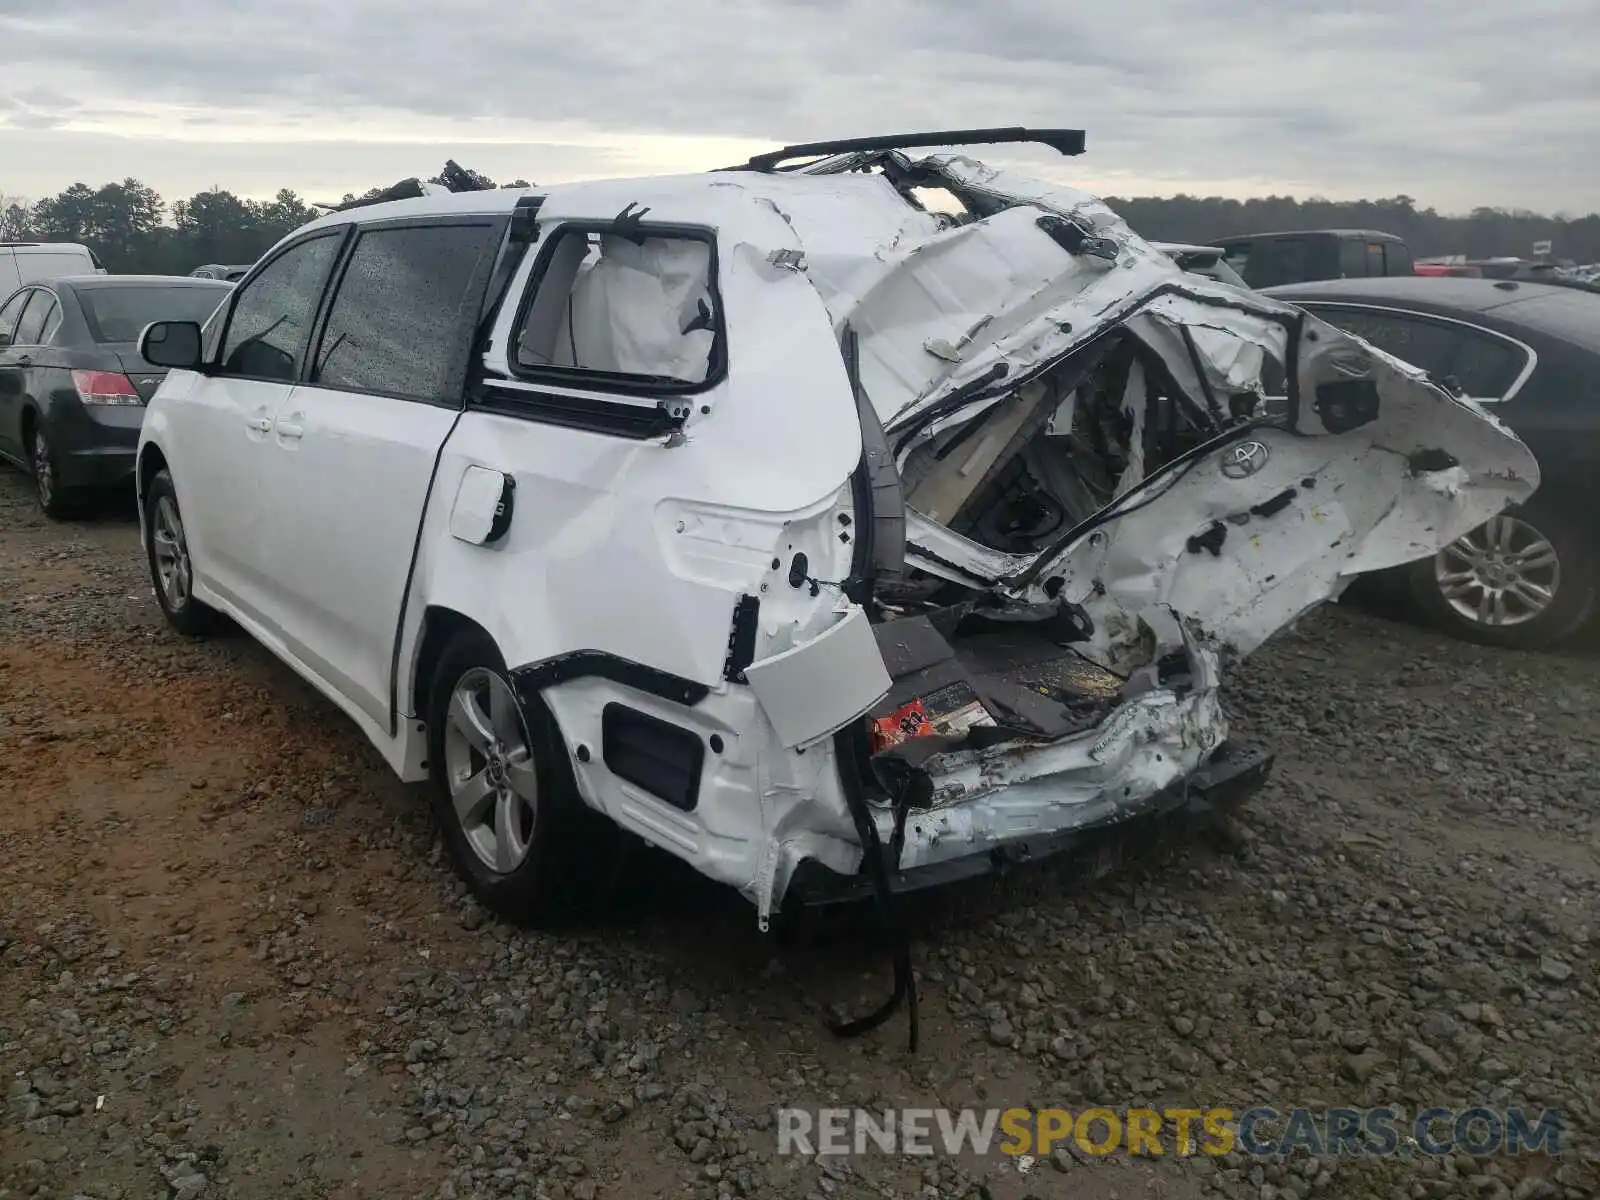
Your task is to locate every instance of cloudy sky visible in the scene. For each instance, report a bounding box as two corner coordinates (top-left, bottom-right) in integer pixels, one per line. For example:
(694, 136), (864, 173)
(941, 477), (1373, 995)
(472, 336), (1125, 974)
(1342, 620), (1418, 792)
(0, 0), (1594, 214)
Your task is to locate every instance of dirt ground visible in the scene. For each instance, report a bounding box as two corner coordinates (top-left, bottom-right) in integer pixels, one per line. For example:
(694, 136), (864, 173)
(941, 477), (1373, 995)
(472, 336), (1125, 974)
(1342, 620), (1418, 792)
(1, 467), (1597, 1200)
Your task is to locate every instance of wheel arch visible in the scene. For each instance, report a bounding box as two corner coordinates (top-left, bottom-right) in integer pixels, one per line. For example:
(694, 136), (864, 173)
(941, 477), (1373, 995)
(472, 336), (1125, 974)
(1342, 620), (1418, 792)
(136, 442), (169, 508)
(410, 605), (499, 722)
(1514, 471), (1600, 542)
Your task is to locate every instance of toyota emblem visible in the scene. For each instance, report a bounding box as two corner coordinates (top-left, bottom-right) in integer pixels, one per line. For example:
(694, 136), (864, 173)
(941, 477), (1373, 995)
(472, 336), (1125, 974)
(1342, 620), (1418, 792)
(1220, 440), (1270, 479)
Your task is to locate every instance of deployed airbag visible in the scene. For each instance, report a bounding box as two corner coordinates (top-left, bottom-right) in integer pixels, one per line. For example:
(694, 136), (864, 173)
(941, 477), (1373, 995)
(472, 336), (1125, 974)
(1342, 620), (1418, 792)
(555, 235), (716, 382)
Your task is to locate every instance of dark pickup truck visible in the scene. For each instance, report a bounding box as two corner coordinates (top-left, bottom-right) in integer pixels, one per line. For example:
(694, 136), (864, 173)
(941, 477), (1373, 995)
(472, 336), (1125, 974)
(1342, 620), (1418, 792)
(1210, 229), (1415, 289)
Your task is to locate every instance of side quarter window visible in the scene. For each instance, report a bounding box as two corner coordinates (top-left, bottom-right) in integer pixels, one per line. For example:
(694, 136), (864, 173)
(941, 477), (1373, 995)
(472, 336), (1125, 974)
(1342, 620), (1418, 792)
(13, 290), (52, 346)
(217, 233), (342, 382)
(37, 296), (63, 344)
(1310, 306), (1527, 399)
(1308, 306), (1458, 379)
(310, 222), (503, 404)
(512, 226), (722, 391)
(1437, 324), (1527, 399)
(0, 290), (30, 343)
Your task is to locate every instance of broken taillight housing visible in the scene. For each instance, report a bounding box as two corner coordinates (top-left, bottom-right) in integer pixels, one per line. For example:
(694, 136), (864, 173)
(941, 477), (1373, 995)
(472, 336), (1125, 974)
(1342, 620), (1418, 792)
(71, 369), (143, 406)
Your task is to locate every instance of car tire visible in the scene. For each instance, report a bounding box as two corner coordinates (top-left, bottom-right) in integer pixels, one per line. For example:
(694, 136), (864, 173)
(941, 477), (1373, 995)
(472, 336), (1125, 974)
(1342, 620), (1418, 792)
(1408, 501), (1597, 651)
(29, 425), (75, 519)
(142, 468), (216, 636)
(427, 629), (600, 926)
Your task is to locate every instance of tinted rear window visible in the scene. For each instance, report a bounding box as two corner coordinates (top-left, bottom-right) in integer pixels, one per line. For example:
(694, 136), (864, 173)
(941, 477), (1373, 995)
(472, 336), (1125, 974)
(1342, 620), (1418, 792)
(1500, 290), (1600, 354)
(78, 285), (229, 343)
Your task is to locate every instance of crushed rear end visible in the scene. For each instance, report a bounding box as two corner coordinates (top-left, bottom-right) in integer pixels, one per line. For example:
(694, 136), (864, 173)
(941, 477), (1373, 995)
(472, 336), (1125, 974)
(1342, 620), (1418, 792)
(752, 153), (1537, 913)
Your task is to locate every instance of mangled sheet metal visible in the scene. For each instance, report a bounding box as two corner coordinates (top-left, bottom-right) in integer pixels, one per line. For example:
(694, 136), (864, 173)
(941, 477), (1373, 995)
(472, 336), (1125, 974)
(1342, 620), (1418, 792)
(769, 151), (1537, 673)
(680, 146), (1537, 942)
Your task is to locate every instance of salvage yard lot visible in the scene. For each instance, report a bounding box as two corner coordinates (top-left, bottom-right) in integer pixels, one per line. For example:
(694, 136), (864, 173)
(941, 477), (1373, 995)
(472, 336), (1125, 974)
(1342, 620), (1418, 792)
(1, 468), (1597, 1200)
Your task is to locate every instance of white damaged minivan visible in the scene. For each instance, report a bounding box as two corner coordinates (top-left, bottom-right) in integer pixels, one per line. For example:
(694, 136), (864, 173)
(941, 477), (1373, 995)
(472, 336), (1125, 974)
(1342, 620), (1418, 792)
(133, 130), (1536, 951)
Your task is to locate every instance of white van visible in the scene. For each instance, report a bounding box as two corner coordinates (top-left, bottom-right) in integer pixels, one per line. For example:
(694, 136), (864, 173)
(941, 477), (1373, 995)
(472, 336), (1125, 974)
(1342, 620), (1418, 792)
(0, 242), (105, 293)
(132, 134), (1536, 948)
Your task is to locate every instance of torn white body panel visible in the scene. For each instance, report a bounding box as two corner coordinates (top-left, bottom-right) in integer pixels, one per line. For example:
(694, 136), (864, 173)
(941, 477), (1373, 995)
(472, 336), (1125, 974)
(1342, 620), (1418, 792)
(743, 606), (891, 749)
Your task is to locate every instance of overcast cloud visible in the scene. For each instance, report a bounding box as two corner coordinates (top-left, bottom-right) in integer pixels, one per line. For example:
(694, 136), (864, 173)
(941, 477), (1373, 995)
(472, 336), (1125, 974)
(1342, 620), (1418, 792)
(0, 0), (1595, 213)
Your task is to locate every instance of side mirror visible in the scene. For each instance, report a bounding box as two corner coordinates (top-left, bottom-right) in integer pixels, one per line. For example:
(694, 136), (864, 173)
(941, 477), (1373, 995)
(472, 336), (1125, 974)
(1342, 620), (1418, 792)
(139, 320), (203, 370)
(0, 330), (10, 349)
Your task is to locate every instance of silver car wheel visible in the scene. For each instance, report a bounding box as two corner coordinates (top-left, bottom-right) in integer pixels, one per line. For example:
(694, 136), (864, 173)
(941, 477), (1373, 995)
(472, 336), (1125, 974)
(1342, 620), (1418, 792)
(443, 667), (539, 873)
(150, 494), (192, 610)
(1434, 514), (1560, 628)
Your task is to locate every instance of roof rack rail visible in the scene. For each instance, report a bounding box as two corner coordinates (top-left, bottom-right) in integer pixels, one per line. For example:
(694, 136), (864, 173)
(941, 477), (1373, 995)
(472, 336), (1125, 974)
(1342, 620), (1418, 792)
(730, 126), (1086, 173)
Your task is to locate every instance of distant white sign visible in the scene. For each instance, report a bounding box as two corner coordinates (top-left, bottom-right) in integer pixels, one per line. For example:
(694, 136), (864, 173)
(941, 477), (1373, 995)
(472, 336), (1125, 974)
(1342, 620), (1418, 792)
(1533, 240), (1553, 256)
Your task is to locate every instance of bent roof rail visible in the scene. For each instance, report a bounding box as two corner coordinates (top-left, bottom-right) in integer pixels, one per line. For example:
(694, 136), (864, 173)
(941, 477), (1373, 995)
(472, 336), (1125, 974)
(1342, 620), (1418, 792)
(729, 126), (1087, 172)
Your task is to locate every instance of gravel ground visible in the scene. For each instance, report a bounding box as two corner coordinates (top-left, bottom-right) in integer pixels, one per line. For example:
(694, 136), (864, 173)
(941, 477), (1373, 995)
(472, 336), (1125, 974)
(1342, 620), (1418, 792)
(1, 466), (1597, 1200)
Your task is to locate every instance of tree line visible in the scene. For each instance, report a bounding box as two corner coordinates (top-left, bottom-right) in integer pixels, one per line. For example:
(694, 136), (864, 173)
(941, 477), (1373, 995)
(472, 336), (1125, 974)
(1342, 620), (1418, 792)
(4, 162), (1596, 275)
(1104, 194), (1600, 265)
(0, 162), (532, 275)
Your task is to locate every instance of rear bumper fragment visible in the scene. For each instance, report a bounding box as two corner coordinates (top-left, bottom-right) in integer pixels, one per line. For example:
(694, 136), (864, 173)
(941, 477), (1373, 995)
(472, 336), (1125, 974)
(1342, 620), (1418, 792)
(787, 740), (1273, 906)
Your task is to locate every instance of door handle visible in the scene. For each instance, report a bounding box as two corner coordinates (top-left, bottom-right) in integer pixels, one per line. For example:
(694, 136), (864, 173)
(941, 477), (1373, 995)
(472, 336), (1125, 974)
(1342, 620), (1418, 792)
(276, 422), (304, 440)
(15, 355), (31, 367)
(247, 416), (273, 432)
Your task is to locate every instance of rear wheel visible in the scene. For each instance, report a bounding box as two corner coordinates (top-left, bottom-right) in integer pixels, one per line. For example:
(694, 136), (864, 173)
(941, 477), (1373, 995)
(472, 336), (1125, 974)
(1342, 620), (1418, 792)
(1409, 503), (1596, 650)
(29, 425), (74, 519)
(427, 629), (603, 925)
(142, 469), (217, 636)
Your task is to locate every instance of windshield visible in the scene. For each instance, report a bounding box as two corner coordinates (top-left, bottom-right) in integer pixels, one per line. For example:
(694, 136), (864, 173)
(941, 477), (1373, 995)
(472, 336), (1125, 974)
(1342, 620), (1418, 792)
(78, 285), (230, 343)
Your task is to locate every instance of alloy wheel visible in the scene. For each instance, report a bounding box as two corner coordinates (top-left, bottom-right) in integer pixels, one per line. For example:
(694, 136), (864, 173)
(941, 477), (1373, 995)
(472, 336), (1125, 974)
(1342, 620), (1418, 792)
(1434, 514), (1560, 628)
(442, 667), (540, 873)
(150, 495), (192, 610)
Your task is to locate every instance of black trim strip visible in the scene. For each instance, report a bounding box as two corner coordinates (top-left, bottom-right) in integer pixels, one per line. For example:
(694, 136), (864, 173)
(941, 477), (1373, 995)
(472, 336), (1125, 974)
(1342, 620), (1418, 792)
(474, 199), (543, 347)
(385, 410), (465, 735)
(474, 382), (679, 440)
(509, 651), (710, 707)
(722, 594), (760, 683)
(1178, 323), (1225, 429)
(735, 127), (1086, 172)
